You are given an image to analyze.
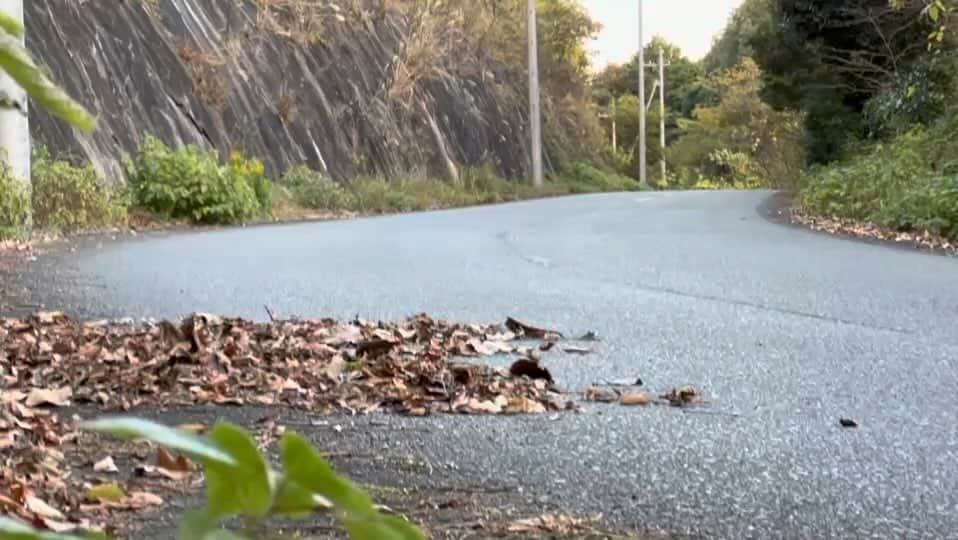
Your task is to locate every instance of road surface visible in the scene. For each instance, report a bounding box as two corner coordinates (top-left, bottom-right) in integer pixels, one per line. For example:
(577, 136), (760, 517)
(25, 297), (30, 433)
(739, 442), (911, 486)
(14, 191), (958, 539)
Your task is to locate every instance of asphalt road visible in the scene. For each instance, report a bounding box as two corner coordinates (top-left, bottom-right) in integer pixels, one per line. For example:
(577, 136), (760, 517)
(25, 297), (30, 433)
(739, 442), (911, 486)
(14, 191), (958, 539)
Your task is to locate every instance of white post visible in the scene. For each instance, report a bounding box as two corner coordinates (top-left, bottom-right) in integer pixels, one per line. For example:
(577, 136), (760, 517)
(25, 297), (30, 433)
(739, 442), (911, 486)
(611, 96), (617, 154)
(0, 0), (30, 218)
(637, 0), (646, 187)
(658, 47), (666, 184)
(527, 0), (543, 187)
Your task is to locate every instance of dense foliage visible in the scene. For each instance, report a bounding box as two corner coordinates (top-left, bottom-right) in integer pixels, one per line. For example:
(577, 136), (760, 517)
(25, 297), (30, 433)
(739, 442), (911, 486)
(744, 0), (958, 238)
(802, 111), (958, 238)
(31, 148), (126, 232)
(125, 137), (268, 225)
(750, 0), (948, 162)
(593, 34), (802, 188)
(0, 155), (29, 238)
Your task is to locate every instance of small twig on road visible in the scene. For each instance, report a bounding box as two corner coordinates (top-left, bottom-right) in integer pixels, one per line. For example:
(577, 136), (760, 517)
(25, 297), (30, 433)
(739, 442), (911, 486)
(263, 304), (276, 322)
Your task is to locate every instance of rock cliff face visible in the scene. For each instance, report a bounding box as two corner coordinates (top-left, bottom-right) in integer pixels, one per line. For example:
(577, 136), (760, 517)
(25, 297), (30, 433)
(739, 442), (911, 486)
(25, 0), (532, 182)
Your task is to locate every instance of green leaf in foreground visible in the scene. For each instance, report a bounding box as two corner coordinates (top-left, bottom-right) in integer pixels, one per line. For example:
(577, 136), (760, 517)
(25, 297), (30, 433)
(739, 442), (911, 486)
(204, 423), (272, 520)
(177, 510), (249, 540)
(81, 416), (234, 465)
(271, 477), (331, 518)
(281, 432), (375, 518)
(0, 12), (24, 38)
(0, 33), (95, 131)
(346, 516), (425, 540)
(0, 516), (87, 540)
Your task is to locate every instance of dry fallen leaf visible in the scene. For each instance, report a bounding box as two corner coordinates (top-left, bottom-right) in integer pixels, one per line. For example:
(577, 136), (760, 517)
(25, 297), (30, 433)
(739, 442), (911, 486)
(25, 386), (73, 407)
(134, 464), (190, 481)
(505, 317), (562, 340)
(620, 392), (652, 406)
(25, 495), (65, 520)
(0, 390), (26, 403)
(157, 448), (193, 473)
(35, 311), (67, 325)
(125, 491), (164, 508)
(506, 396), (547, 414)
(509, 359), (553, 383)
(464, 398), (503, 414)
(585, 386), (618, 403)
(93, 456), (119, 473)
(661, 385), (702, 407)
(176, 423), (206, 434)
(505, 513), (596, 534)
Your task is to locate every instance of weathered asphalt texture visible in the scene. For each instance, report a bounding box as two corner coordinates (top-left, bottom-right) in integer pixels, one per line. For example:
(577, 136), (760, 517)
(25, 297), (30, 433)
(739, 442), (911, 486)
(12, 191), (958, 539)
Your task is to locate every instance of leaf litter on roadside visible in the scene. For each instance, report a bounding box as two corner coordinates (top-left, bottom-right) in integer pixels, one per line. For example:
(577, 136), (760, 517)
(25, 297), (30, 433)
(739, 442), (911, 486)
(1, 312), (566, 417)
(0, 312), (577, 536)
(0, 311), (704, 536)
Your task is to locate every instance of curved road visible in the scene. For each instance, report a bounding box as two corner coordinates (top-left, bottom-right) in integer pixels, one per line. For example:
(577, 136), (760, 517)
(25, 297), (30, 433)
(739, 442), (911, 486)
(17, 191), (958, 538)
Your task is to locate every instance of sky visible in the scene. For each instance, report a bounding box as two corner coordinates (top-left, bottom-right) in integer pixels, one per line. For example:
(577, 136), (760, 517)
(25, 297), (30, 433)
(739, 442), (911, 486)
(584, 0), (744, 68)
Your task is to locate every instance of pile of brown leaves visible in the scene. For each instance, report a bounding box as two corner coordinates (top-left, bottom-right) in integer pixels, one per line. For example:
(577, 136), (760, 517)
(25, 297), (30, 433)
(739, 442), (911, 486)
(0, 402), (86, 532)
(1, 312), (566, 417)
(0, 394), (207, 534)
(790, 210), (957, 255)
(0, 312), (576, 534)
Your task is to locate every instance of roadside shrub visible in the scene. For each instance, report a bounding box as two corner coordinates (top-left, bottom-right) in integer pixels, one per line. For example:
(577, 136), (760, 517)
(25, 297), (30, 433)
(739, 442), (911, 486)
(279, 165), (351, 210)
(348, 177), (416, 213)
(31, 148), (126, 232)
(228, 151), (271, 213)
(0, 157), (29, 239)
(557, 161), (642, 192)
(801, 120), (958, 239)
(126, 136), (262, 224)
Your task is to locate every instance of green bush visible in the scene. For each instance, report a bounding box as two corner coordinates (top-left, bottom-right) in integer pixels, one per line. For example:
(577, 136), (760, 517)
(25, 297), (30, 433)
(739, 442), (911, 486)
(801, 121), (958, 239)
(31, 148), (126, 232)
(126, 137), (265, 224)
(279, 165), (352, 210)
(348, 177), (415, 213)
(557, 161), (642, 192)
(228, 151), (271, 213)
(0, 157), (29, 239)
(275, 160), (642, 217)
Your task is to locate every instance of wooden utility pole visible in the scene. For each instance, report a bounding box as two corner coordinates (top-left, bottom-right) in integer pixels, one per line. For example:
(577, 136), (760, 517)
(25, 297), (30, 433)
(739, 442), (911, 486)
(658, 47), (666, 183)
(0, 0), (31, 221)
(637, 0), (646, 187)
(527, 0), (543, 187)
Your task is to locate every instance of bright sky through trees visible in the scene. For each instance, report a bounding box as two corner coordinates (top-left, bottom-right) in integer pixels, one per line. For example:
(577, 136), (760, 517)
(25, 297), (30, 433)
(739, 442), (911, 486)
(584, 0), (744, 68)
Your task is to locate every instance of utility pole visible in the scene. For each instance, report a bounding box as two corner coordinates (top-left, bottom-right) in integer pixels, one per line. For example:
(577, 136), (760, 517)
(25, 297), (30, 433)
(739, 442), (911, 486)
(0, 0), (30, 222)
(611, 96), (617, 154)
(527, 0), (543, 187)
(658, 47), (666, 183)
(637, 0), (646, 187)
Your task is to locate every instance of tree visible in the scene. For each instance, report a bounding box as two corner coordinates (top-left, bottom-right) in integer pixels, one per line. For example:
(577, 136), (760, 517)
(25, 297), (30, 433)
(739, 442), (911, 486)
(591, 37), (709, 178)
(703, 0), (775, 73)
(751, 0), (940, 162)
(668, 59), (805, 188)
